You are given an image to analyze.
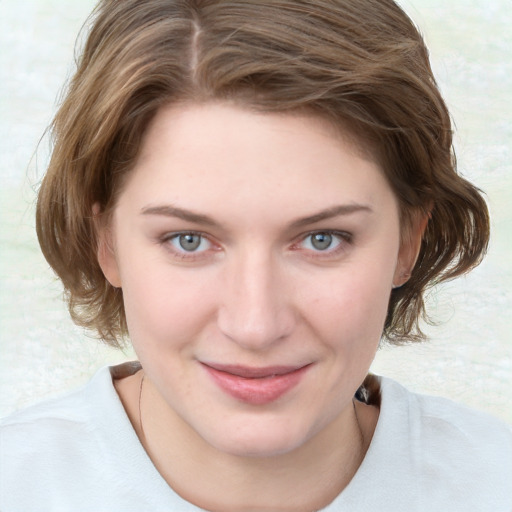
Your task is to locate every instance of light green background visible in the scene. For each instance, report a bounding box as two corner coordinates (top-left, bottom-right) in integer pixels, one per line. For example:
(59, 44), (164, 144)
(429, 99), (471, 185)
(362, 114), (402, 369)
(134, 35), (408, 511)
(1, 0), (511, 422)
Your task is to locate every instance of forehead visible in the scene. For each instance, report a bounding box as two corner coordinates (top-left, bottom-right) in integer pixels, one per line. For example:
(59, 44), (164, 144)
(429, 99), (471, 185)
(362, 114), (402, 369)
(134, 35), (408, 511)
(137, 101), (379, 169)
(115, 102), (396, 226)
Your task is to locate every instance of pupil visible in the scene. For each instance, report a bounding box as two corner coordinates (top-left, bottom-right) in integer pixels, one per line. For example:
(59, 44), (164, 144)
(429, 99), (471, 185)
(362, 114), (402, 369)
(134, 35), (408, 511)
(312, 233), (332, 250)
(179, 234), (201, 251)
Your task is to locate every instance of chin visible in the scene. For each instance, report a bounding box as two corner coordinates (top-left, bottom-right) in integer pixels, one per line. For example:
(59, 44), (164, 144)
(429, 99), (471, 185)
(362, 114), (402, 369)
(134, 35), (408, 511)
(200, 416), (316, 458)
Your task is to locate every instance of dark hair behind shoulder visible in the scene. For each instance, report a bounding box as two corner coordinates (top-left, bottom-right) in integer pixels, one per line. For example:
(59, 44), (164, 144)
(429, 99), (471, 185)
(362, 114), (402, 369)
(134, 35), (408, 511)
(36, 0), (489, 347)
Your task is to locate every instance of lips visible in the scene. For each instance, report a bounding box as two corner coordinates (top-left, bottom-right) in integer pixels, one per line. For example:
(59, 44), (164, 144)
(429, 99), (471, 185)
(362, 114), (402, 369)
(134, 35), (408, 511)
(201, 362), (311, 405)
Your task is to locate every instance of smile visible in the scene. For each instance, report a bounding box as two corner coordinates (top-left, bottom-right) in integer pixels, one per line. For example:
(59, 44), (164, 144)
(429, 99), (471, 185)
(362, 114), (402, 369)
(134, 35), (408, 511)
(201, 363), (311, 405)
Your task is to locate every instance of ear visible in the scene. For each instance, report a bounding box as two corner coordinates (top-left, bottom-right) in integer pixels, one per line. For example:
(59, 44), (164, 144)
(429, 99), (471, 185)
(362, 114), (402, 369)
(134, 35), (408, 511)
(93, 203), (122, 288)
(393, 211), (429, 288)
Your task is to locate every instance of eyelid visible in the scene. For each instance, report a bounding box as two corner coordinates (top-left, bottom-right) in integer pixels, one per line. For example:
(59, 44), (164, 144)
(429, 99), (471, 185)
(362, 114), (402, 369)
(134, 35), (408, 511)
(291, 229), (353, 255)
(158, 229), (353, 261)
(160, 230), (221, 259)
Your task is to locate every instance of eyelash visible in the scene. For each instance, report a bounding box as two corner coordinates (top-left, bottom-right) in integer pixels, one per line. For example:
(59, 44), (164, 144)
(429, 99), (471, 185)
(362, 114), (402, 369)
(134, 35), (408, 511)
(159, 230), (353, 261)
(292, 230), (353, 258)
(159, 231), (218, 261)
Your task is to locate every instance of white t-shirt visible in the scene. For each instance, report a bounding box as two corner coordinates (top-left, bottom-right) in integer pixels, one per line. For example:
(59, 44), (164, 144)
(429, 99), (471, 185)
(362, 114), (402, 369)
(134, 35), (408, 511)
(1, 362), (511, 511)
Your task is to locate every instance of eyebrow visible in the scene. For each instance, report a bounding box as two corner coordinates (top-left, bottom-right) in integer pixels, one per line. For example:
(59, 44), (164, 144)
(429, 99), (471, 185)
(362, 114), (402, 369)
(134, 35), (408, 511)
(141, 203), (372, 229)
(288, 203), (373, 229)
(141, 205), (220, 227)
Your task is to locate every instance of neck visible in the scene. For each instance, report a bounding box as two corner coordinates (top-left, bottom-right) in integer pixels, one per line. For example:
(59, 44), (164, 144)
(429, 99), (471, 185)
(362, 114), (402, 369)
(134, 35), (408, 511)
(117, 370), (377, 512)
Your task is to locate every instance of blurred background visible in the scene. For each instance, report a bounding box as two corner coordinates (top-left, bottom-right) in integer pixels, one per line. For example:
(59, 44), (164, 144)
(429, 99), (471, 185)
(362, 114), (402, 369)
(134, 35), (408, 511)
(1, 0), (511, 422)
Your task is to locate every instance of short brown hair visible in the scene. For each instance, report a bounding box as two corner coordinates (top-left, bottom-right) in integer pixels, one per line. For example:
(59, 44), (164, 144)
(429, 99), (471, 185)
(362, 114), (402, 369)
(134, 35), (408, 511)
(36, 0), (489, 347)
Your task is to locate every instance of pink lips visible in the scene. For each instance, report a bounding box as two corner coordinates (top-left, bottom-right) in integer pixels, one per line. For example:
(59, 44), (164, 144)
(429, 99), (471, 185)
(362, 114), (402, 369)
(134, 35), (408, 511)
(202, 363), (310, 405)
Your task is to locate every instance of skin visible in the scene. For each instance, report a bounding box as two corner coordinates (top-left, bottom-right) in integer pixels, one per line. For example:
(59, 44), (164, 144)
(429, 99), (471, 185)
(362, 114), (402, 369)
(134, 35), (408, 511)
(98, 102), (425, 511)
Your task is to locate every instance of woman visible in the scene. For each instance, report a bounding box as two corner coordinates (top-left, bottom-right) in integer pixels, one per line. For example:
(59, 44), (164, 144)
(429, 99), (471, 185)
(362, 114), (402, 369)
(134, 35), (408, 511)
(1, 0), (511, 510)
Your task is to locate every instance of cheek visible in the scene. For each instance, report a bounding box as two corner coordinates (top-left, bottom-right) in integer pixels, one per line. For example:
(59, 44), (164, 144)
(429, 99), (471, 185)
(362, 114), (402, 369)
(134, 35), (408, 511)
(301, 256), (395, 350)
(120, 258), (216, 351)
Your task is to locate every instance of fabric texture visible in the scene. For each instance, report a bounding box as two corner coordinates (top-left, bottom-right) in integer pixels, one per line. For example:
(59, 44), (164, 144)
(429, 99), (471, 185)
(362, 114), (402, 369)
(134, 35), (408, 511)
(1, 362), (511, 511)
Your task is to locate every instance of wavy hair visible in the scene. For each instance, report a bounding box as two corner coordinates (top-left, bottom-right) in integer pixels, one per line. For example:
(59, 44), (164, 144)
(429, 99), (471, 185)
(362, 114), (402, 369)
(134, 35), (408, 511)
(36, 0), (489, 347)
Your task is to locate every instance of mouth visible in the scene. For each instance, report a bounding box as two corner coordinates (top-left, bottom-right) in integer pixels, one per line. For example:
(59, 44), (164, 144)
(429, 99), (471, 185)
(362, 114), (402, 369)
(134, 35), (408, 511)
(201, 362), (312, 405)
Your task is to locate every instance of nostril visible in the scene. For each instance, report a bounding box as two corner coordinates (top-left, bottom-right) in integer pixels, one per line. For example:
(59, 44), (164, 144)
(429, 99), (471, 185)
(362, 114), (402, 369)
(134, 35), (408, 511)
(217, 303), (295, 350)
(217, 257), (295, 348)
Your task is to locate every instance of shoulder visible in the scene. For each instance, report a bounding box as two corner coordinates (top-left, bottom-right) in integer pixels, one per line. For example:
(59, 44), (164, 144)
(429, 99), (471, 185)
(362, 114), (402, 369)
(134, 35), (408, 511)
(0, 362), (142, 432)
(380, 376), (512, 450)
(379, 376), (512, 507)
(0, 366), (116, 475)
(0, 362), (191, 511)
(0, 366), (122, 509)
(1, 365), (111, 433)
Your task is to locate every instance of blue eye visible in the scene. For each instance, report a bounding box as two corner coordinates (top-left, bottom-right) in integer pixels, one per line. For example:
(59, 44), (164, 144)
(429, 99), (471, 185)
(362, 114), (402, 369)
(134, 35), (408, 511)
(300, 231), (348, 252)
(169, 233), (211, 252)
(309, 232), (334, 250)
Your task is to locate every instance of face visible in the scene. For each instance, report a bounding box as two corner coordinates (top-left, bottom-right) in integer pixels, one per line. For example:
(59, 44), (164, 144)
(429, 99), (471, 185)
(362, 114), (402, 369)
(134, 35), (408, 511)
(99, 102), (418, 457)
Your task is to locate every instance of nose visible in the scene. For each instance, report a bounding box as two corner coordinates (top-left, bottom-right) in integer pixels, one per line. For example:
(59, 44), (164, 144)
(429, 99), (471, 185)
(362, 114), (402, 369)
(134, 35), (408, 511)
(217, 250), (296, 351)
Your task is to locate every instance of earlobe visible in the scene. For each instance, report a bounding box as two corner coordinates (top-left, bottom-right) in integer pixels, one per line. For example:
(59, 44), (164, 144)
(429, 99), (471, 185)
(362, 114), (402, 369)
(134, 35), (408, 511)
(393, 212), (429, 288)
(93, 203), (122, 288)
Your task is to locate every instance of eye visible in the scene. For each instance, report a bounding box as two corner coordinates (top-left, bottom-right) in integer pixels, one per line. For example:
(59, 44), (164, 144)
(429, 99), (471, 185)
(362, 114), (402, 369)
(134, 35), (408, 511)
(295, 230), (352, 256)
(308, 232), (335, 251)
(168, 232), (212, 253)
